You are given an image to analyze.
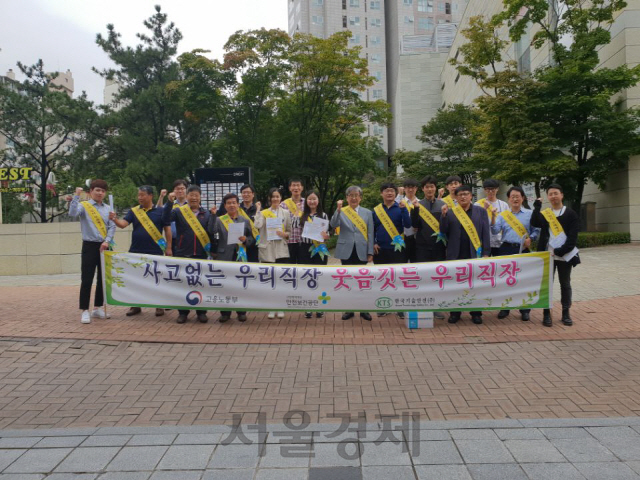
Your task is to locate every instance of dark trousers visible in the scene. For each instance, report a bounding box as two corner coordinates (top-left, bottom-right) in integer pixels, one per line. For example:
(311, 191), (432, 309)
(498, 243), (530, 314)
(299, 242), (329, 266)
(79, 241), (104, 310)
(415, 245), (445, 263)
(490, 247), (501, 257)
(553, 261), (573, 308)
(288, 242), (302, 264)
(405, 235), (417, 263)
(342, 246), (369, 314)
(373, 248), (407, 265)
(247, 245), (259, 263)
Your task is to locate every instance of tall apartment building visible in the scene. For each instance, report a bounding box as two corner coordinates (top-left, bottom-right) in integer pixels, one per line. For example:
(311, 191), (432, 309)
(288, 0), (463, 157)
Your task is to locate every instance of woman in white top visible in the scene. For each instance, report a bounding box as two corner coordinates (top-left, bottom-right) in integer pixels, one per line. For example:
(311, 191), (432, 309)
(254, 187), (292, 319)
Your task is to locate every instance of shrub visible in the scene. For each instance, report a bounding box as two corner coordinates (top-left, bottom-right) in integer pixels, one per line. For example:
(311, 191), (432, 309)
(576, 231), (630, 248)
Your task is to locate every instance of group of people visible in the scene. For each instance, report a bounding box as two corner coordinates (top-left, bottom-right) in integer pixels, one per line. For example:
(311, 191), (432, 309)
(69, 175), (580, 328)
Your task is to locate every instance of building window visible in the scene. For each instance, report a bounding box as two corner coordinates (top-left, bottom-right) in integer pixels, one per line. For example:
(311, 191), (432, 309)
(370, 35), (381, 45)
(418, 17), (434, 30)
(438, 2), (445, 11)
(404, 0), (413, 5)
(349, 16), (360, 26)
(350, 0), (360, 6)
(313, 0), (324, 5)
(343, 0), (347, 9)
(343, 15), (348, 27)
(404, 15), (414, 23)
(370, 53), (381, 63)
(370, 18), (381, 27)
(445, 2), (451, 13)
(374, 71), (383, 81)
(372, 89), (383, 99)
(349, 34), (361, 44)
(370, 0), (381, 9)
(312, 15), (324, 24)
(373, 125), (384, 136)
(418, 0), (433, 12)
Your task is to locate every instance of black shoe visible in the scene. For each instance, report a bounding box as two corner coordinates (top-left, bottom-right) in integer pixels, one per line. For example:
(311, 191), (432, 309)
(126, 307), (142, 316)
(219, 315), (230, 323)
(472, 315), (483, 325)
(377, 312), (388, 317)
(342, 312), (354, 320)
(237, 314), (247, 322)
(543, 309), (552, 327)
(447, 315), (459, 324)
(561, 308), (573, 326)
(316, 312), (324, 318)
(197, 313), (209, 323)
(176, 314), (188, 324)
(360, 312), (372, 321)
(305, 312), (312, 319)
(521, 312), (530, 321)
(497, 310), (510, 319)
(397, 312), (405, 319)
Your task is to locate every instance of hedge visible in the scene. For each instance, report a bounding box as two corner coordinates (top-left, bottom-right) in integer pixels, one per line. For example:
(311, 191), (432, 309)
(576, 231), (630, 248)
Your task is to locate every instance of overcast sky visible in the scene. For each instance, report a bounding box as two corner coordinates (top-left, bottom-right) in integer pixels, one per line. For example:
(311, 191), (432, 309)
(0, 0), (289, 104)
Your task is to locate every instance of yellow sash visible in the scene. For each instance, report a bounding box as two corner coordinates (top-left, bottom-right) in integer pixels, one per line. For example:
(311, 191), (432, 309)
(132, 206), (165, 249)
(284, 198), (302, 217)
(238, 207), (260, 244)
(179, 204), (211, 252)
(401, 199), (415, 211)
(477, 198), (495, 218)
(374, 203), (404, 251)
(341, 206), (367, 239)
(261, 208), (277, 219)
(81, 201), (107, 239)
(541, 208), (564, 237)
(500, 210), (528, 239)
(417, 204), (441, 234)
(443, 195), (456, 208)
(452, 205), (482, 257)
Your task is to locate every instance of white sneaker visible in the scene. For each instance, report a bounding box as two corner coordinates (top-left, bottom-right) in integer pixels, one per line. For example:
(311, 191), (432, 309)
(268, 312), (275, 319)
(91, 307), (106, 319)
(277, 311), (285, 319)
(81, 310), (91, 324)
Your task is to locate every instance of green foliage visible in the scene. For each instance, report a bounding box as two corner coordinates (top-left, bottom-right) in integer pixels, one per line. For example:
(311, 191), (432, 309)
(576, 231), (630, 248)
(0, 193), (31, 223)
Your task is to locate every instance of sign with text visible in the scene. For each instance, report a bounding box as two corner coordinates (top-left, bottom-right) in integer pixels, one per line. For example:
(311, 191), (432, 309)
(103, 251), (552, 312)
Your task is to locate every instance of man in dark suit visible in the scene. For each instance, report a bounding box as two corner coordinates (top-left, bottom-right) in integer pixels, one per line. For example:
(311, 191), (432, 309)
(411, 175), (446, 263)
(440, 184), (491, 324)
(330, 185), (375, 321)
(531, 183), (580, 327)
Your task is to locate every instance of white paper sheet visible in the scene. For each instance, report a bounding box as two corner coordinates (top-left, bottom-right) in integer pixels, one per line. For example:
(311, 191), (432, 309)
(226, 222), (245, 245)
(266, 217), (283, 241)
(302, 217), (329, 242)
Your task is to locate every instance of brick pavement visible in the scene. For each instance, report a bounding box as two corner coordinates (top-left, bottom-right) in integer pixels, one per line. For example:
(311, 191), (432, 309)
(0, 338), (639, 430)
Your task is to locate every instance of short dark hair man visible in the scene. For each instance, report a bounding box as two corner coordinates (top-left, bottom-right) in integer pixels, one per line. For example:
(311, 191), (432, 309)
(280, 178), (305, 264)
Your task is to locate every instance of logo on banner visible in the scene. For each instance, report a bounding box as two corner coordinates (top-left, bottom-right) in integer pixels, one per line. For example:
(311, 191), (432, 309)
(318, 292), (331, 305)
(375, 297), (393, 309)
(186, 291), (203, 306)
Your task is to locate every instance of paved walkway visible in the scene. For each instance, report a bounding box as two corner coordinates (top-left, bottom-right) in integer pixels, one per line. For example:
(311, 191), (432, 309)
(0, 417), (639, 479)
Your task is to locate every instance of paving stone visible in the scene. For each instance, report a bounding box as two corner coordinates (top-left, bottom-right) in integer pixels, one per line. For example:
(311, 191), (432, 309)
(454, 439), (515, 464)
(314, 432), (376, 444)
(255, 468), (309, 480)
(258, 444), (311, 468)
(0, 450), (27, 471)
(411, 441), (463, 465)
(96, 473), (151, 480)
(308, 466), (362, 480)
(54, 448), (120, 473)
(574, 462), (640, 480)
(587, 427), (640, 441)
(310, 443), (361, 468)
(207, 444), (263, 469)
(126, 436), (176, 447)
(106, 446), (168, 471)
(521, 463), (587, 480)
(81, 436), (132, 448)
(44, 475), (98, 479)
(5, 449), (72, 474)
(148, 472), (203, 480)
(504, 440), (566, 463)
(493, 428), (544, 440)
(173, 434), (222, 445)
(360, 441), (411, 467)
(361, 466), (416, 480)
(0, 438), (42, 449)
(628, 462), (640, 475)
(157, 445), (214, 470)
(412, 431), (450, 441)
(466, 464), (528, 480)
(414, 465), (471, 480)
(450, 430), (498, 440)
(35, 438), (87, 449)
(201, 469), (255, 480)
(600, 438), (640, 461)
(541, 428), (593, 439)
(550, 438), (618, 463)
(0, 474), (45, 479)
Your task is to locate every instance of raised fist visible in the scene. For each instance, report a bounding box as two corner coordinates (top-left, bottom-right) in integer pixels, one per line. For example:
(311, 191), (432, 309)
(75, 187), (83, 196)
(337, 200), (343, 210)
(160, 189), (167, 197)
(168, 192), (176, 201)
(255, 201), (262, 211)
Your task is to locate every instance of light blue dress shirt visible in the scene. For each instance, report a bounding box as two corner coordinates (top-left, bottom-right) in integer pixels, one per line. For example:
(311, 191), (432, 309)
(68, 196), (116, 243)
(491, 207), (539, 244)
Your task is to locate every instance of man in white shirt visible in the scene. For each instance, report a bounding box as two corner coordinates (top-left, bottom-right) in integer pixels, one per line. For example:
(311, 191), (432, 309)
(475, 179), (509, 256)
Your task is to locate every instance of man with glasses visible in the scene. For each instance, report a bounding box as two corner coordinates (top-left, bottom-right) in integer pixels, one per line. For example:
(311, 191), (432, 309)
(475, 179), (509, 256)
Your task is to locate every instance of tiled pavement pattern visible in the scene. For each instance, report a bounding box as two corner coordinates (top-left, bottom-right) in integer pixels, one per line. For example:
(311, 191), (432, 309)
(1, 338), (640, 429)
(0, 243), (639, 346)
(0, 418), (640, 479)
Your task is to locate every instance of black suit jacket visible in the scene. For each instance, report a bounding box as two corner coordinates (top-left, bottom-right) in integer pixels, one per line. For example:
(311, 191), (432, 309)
(531, 200), (581, 265)
(439, 204), (491, 260)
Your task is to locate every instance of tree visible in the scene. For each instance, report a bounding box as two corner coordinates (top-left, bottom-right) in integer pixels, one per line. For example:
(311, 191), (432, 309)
(0, 60), (97, 222)
(495, 0), (640, 210)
